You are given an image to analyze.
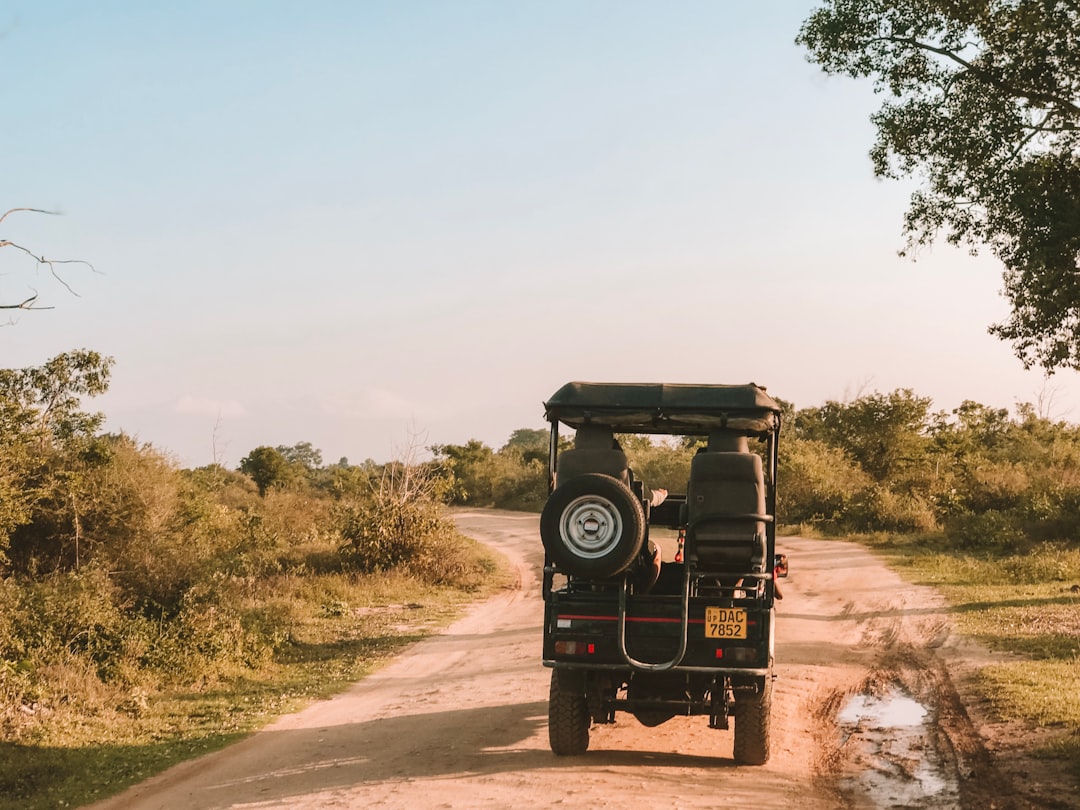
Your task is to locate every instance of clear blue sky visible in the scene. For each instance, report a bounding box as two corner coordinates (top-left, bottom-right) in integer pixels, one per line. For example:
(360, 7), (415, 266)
(3, 1), (1075, 468)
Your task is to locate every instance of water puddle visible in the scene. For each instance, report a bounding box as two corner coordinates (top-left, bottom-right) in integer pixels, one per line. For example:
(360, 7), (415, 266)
(839, 691), (927, 728)
(836, 686), (960, 809)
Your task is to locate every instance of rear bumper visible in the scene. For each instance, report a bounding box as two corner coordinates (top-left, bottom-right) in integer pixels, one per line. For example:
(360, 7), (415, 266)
(543, 589), (774, 673)
(543, 660), (771, 676)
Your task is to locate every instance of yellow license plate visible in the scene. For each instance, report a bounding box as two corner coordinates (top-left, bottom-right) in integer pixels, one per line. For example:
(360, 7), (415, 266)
(705, 607), (747, 639)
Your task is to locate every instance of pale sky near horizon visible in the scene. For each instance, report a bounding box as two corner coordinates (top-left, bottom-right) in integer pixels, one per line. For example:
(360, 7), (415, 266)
(4, 1), (1077, 469)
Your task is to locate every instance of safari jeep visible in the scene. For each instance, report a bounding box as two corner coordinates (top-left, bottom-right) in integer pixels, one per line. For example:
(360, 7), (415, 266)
(540, 382), (788, 764)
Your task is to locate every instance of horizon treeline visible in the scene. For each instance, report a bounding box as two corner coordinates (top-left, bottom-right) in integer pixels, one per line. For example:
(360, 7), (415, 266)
(436, 390), (1080, 551)
(6, 351), (1080, 572)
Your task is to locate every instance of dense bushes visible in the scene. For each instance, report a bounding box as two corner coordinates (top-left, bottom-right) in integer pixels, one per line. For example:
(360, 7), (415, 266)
(0, 351), (496, 747)
(778, 438), (871, 525)
(339, 495), (450, 574)
(433, 434), (549, 512)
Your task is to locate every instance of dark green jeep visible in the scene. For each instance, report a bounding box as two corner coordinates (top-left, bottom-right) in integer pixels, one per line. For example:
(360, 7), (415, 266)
(540, 382), (788, 764)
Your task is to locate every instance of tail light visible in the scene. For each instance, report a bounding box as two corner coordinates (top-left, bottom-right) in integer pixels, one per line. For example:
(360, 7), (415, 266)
(554, 640), (595, 655)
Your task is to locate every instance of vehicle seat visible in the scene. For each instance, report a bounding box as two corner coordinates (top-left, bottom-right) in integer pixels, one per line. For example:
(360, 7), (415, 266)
(555, 424), (630, 487)
(685, 432), (766, 572)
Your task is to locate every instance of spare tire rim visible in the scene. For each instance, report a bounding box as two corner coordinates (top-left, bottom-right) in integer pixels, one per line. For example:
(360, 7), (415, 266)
(559, 495), (624, 559)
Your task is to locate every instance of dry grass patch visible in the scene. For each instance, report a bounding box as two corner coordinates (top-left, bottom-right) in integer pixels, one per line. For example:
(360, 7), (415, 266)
(0, 539), (514, 810)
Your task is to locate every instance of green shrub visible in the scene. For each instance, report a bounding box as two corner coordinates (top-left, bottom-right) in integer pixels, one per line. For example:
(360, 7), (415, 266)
(338, 499), (449, 571)
(404, 530), (491, 588)
(944, 509), (1029, 551)
(144, 575), (286, 679)
(999, 543), (1080, 582)
(6, 567), (126, 670)
(846, 485), (939, 533)
(954, 459), (1031, 513)
(778, 438), (873, 526)
(490, 456), (547, 511)
(432, 440), (497, 505)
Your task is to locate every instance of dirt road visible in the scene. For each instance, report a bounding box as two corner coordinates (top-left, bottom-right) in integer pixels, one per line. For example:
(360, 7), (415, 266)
(87, 509), (1073, 810)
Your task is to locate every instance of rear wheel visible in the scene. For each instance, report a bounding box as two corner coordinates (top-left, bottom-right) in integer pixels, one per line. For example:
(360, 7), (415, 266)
(541, 473), (645, 578)
(733, 678), (772, 765)
(548, 671), (590, 755)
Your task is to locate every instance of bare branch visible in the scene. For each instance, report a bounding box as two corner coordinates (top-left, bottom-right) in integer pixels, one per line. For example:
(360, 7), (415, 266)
(0, 238), (97, 297)
(1, 206), (98, 311)
(0, 207), (60, 226)
(0, 291), (53, 311)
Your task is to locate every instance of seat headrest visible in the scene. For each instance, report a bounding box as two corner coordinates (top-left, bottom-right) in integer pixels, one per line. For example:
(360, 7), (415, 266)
(574, 424), (615, 449)
(707, 432), (749, 453)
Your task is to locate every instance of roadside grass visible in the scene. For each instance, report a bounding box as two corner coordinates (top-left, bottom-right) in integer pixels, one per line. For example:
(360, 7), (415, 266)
(0, 536), (515, 810)
(855, 533), (1080, 778)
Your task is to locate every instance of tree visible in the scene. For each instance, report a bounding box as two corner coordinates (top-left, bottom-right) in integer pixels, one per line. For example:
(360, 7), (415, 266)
(504, 428), (547, 448)
(0, 350), (114, 567)
(798, 1), (1080, 371)
(931, 400), (1014, 460)
(501, 428), (548, 464)
(431, 440), (496, 504)
(0, 350), (113, 446)
(275, 441), (323, 470)
(238, 446), (295, 496)
(795, 389), (934, 481)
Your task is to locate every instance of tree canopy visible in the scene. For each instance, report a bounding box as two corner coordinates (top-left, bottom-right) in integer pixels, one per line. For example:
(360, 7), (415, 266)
(0, 349), (113, 446)
(795, 388), (933, 481)
(798, 0), (1080, 371)
(239, 446), (298, 496)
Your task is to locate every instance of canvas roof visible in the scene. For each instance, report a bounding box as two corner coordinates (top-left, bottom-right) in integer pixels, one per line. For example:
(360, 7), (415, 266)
(543, 381), (781, 435)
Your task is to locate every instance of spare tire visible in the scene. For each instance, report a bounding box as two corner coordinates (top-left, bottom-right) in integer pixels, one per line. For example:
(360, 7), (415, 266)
(541, 473), (645, 578)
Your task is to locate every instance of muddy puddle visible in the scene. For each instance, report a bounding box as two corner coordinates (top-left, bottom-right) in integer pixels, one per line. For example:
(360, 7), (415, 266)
(836, 686), (960, 809)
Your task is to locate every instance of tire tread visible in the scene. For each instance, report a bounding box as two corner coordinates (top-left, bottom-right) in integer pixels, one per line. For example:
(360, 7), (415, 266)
(733, 679), (771, 765)
(548, 672), (590, 755)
